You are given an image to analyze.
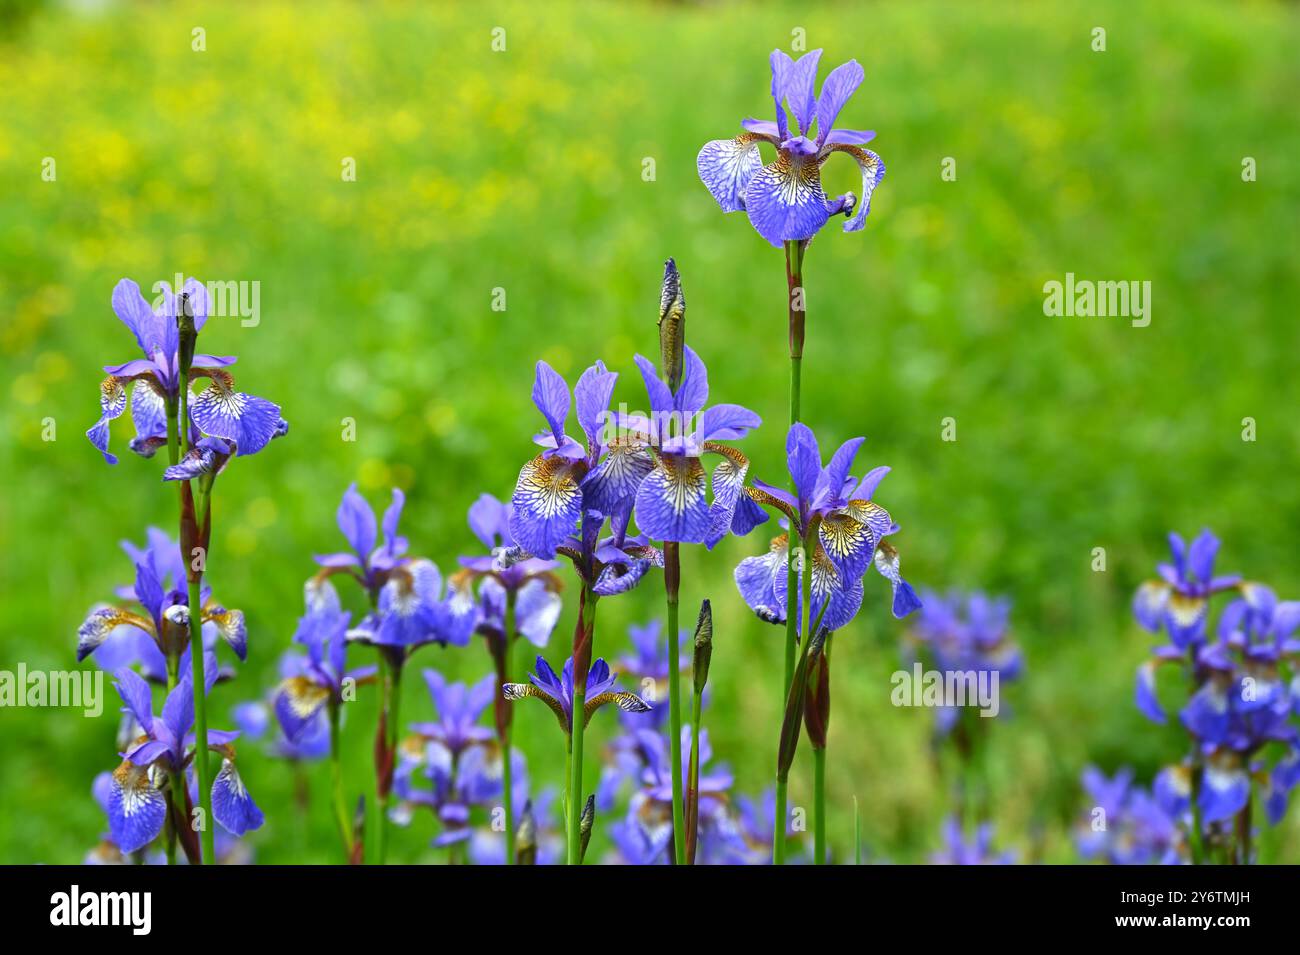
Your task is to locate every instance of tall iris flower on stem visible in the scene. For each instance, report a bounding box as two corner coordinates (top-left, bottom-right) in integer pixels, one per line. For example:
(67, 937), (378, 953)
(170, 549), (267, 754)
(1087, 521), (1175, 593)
(698, 49), (887, 861)
(455, 493), (562, 863)
(507, 359), (661, 861)
(86, 276), (285, 864)
(108, 660), (263, 860)
(630, 260), (761, 864)
(736, 422), (920, 863)
(274, 579), (378, 860)
(505, 654), (651, 864)
(313, 482), (477, 862)
(1133, 530), (1300, 863)
(696, 48), (884, 429)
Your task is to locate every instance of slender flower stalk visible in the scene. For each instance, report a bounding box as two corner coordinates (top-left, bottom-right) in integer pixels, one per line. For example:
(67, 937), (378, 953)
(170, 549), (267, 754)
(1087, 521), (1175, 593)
(501, 588), (518, 863)
(328, 699), (352, 858)
(685, 600), (712, 864)
(568, 583), (597, 864)
(807, 631), (833, 864)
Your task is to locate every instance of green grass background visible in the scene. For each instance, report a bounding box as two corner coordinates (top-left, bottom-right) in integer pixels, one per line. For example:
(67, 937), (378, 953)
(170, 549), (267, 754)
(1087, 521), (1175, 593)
(1, 0), (1298, 863)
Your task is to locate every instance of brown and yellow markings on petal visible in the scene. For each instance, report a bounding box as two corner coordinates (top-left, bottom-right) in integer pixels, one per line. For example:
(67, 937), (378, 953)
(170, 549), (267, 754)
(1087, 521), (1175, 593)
(583, 691), (650, 728)
(744, 485), (798, 526)
(189, 366), (235, 390)
(1167, 592), (1208, 628)
(518, 453), (584, 519)
(280, 676), (331, 717)
(98, 375), (127, 411)
(502, 682), (569, 732)
(654, 453), (707, 515)
(112, 759), (159, 810)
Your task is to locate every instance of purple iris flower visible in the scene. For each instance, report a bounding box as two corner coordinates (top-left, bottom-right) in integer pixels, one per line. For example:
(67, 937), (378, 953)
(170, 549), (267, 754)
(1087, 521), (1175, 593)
(87, 277), (285, 464)
(312, 485), (477, 657)
(458, 493), (562, 649)
(930, 817), (1015, 865)
(1133, 529), (1243, 648)
(735, 422), (920, 631)
(313, 484), (412, 594)
(1075, 766), (1187, 865)
(77, 529), (246, 669)
(629, 346), (762, 547)
(697, 50), (885, 247)
(392, 740), (503, 848)
(107, 660), (261, 853)
(273, 581), (379, 742)
(504, 655), (651, 735)
(1132, 532), (1300, 829)
(407, 670), (497, 758)
(233, 661), (330, 762)
(906, 590), (1020, 734)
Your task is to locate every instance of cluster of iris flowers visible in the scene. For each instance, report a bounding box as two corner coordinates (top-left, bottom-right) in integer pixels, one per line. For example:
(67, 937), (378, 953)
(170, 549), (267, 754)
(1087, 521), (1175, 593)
(75, 47), (1292, 867)
(1075, 531), (1300, 865)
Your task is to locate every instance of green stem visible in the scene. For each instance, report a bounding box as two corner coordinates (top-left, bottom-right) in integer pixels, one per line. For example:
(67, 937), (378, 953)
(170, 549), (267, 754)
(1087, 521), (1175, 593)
(664, 541), (686, 865)
(378, 660), (403, 863)
(329, 701), (353, 859)
(502, 589), (517, 865)
(567, 585), (597, 864)
(775, 240), (807, 865)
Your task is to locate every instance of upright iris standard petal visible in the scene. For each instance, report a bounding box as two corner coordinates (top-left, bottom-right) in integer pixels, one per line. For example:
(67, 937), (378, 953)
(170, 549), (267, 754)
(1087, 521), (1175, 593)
(824, 144), (885, 233)
(744, 152), (830, 247)
(696, 135), (767, 212)
(190, 381), (284, 456)
(1135, 661), (1167, 723)
(574, 360), (618, 451)
(531, 361), (571, 449)
(786, 423), (821, 507)
(781, 49), (823, 134)
(107, 761), (167, 854)
(332, 482), (377, 564)
(634, 454), (710, 544)
(815, 59), (865, 142)
(211, 759), (265, 835)
(111, 279), (166, 359)
(510, 454), (583, 559)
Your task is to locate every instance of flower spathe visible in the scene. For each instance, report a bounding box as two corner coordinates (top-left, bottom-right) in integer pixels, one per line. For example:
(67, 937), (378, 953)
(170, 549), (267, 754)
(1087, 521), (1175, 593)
(697, 50), (885, 246)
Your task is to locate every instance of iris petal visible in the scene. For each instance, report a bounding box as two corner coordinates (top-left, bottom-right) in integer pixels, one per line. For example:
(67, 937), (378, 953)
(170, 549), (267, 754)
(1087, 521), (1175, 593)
(212, 759), (264, 836)
(822, 144), (885, 233)
(107, 760), (167, 854)
(633, 453), (710, 544)
(697, 134), (766, 213)
(744, 154), (830, 247)
(509, 454), (583, 559)
(87, 376), (129, 464)
(190, 382), (283, 456)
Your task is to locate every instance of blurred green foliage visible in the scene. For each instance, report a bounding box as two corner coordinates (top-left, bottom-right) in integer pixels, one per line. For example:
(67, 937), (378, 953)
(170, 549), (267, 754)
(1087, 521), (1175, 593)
(1, 0), (1298, 863)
